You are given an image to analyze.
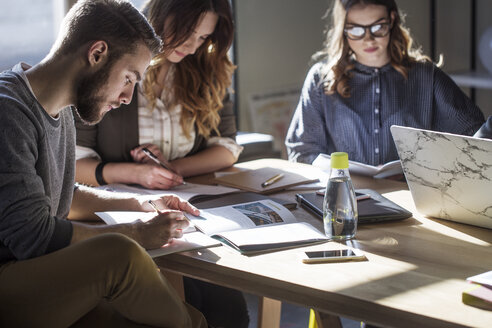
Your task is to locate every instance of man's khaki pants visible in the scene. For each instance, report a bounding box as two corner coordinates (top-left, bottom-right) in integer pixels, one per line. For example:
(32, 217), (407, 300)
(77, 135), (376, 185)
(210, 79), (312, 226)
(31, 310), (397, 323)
(0, 233), (207, 327)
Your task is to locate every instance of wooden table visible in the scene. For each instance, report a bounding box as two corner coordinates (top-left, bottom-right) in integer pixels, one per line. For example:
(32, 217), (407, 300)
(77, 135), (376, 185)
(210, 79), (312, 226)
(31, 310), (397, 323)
(155, 159), (492, 328)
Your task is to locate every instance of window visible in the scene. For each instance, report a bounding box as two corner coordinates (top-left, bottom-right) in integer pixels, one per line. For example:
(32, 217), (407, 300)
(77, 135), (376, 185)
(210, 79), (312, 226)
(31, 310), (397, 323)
(0, 0), (56, 71)
(0, 0), (147, 71)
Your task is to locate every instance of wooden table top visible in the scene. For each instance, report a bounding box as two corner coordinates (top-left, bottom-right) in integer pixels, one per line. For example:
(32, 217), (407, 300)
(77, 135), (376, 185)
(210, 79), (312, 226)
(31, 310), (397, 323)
(155, 159), (492, 328)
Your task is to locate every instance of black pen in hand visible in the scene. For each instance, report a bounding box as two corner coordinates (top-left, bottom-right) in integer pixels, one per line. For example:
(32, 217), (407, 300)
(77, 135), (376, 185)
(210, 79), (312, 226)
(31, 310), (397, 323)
(142, 147), (175, 173)
(141, 147), (185, 184)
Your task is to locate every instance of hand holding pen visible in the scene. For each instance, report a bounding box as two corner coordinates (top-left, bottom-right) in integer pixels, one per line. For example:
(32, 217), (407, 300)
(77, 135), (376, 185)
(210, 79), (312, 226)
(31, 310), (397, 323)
(134, 199), (189, 248)
(129, 144), (185, 188)
(141, 147), (176, 174)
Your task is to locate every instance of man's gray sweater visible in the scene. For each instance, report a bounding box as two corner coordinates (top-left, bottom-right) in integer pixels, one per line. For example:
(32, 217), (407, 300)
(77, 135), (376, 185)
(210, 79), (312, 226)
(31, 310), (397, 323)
(0, 65), (74, 264)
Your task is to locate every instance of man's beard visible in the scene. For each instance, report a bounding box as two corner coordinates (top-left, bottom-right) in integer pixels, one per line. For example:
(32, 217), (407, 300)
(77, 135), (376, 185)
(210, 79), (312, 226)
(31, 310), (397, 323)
(74, 60), (113, 125)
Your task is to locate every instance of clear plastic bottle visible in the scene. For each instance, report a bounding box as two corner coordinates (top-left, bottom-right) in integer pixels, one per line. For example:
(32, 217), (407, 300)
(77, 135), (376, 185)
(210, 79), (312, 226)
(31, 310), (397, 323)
(323, 152), (358, 240)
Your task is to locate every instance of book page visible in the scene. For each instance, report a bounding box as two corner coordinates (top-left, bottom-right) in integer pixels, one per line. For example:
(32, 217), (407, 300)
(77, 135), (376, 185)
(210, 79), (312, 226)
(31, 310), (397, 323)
(214, 222), (327, 254)
(312, 153), (402, 179)
(95, 211), (155, 225)
(94, 212), (212, 255)
(96, 182), (239, 202)
(146, 232), (221, 258)
(188, 200), (297, 236)
(95, 211), (196, 234)
(467, 271), (492, 288)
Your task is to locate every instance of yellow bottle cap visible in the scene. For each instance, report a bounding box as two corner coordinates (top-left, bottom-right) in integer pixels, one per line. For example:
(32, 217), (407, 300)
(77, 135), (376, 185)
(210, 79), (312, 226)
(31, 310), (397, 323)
(330, 152), (349, 169)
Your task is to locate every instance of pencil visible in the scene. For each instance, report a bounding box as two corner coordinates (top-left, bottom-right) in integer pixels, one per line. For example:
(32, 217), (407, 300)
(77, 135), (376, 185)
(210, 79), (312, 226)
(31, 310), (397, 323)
(147, 200), (191, 223)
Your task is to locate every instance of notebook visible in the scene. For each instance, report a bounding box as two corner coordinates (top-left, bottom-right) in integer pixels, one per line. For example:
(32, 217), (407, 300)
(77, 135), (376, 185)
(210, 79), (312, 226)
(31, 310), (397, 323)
(296, 189), (412, 223)
(390, 125), (492, 229)
(214, 167), (319, 194)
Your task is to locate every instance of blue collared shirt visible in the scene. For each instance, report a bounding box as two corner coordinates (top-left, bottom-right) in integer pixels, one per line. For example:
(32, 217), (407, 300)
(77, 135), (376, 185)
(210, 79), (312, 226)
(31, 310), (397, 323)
(285, 61), (485, 165)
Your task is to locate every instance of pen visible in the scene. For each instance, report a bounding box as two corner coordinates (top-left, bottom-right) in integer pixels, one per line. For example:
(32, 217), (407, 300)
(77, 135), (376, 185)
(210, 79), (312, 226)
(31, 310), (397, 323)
(261, 173), (284, 188)
(148, 200), (191, 223)
(147, 199), (161, 213)
(142, 147), (176, 174)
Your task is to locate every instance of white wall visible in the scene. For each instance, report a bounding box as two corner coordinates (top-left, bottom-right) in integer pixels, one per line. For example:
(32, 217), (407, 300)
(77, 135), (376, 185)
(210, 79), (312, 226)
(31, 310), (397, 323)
(234, 0), (492, 137)
(234, 0), (328, 131)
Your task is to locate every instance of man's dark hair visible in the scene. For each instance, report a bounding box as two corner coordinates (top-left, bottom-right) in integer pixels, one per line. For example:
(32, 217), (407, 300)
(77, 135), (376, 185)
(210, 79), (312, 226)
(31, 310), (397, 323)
(52, 0), (162, 61)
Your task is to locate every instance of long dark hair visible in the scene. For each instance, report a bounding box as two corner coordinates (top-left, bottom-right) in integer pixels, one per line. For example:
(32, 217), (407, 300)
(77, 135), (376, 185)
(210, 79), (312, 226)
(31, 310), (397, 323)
(141, 0), (235, 139)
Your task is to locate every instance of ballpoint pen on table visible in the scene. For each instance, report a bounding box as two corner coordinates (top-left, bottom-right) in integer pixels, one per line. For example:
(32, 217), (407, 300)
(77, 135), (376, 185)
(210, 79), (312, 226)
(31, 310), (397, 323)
(261, 173), (284, 188)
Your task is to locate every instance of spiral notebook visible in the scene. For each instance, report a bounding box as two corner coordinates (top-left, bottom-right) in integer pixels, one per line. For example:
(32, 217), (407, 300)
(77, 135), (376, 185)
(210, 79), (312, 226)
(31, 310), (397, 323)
(296, 189), (412, 223)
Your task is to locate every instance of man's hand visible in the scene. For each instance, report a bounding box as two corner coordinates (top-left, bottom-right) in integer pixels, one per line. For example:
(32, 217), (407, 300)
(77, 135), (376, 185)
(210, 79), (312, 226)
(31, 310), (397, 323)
(139, 194), (200, 216)
(133, 210), (189, 249)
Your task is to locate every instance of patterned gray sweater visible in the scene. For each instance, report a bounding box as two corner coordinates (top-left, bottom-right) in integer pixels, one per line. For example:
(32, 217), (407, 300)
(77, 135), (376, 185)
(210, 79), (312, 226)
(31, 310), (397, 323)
(0, 64), (74, 264)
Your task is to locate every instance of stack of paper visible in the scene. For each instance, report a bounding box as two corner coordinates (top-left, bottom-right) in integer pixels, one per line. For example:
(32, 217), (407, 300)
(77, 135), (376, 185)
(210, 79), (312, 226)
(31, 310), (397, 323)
(463, 271), (492, 310)
(312, 153), (403, 179)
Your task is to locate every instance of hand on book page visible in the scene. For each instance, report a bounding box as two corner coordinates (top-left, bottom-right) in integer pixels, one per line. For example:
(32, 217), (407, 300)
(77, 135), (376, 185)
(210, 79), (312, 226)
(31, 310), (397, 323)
(312, 153), (403, 179)
(97, 200), (328, 256)
(95, 211), (220, 257)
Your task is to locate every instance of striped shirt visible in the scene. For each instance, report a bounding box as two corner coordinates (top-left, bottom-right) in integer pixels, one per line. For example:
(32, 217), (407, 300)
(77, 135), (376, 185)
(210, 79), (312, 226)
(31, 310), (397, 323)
(285, 61), (485, 166)
(137, 85), (195, 161)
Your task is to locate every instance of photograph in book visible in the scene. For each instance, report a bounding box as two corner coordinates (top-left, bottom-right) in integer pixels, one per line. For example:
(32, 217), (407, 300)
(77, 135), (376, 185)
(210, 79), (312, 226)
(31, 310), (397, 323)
(96, 200), (328, 255)
(186, 200), (329, 254)
(186, 200), (298, 236)
(233, 202), (284, 225)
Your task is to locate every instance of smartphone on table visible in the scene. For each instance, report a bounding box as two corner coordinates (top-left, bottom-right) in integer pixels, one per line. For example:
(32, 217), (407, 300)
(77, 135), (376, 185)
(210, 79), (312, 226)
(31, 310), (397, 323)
(301, 248), (367, 264)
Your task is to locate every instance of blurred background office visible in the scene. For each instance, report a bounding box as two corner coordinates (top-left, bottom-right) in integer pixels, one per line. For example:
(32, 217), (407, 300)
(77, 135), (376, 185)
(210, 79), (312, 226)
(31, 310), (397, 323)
(2, 0), (491, 158)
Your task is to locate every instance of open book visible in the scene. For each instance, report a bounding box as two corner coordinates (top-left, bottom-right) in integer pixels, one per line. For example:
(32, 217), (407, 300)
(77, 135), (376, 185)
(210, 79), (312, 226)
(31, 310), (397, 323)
(97, 200), (328, 256)
(95, 211), (222, 258)
(312, 153), (403, 179)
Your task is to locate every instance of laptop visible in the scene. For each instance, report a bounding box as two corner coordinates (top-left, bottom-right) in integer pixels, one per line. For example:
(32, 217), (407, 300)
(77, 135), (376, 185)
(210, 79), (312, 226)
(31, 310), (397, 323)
(390, 125), (492, 229)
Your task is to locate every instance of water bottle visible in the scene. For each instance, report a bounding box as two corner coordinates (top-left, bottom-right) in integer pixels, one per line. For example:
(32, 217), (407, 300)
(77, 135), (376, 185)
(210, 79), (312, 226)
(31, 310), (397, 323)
(323, 152), (358, 240)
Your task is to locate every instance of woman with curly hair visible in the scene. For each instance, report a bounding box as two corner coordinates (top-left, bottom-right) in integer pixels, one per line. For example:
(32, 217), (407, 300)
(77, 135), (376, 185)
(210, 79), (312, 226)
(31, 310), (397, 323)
(285, 0), (484, 166)
(75, 0), (242, 190)
(74, 1), (248, 326)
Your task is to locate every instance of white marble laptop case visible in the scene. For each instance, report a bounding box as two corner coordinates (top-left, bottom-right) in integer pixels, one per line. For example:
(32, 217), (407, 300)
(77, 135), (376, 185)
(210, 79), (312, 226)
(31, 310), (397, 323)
(390, 125), (492, 229)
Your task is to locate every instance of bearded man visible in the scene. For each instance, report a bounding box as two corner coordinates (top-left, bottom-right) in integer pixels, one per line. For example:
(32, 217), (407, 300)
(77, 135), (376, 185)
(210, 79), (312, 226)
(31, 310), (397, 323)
(0, 1), (206, 327)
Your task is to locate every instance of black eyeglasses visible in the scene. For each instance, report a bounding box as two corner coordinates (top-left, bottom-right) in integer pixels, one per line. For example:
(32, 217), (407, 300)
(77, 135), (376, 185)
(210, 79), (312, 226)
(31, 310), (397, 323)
(344, 21), (391, 40)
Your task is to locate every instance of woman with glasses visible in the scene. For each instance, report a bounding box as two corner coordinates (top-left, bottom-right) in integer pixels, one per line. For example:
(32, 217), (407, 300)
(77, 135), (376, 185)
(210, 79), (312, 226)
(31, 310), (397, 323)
(285, 0), (485, 166)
